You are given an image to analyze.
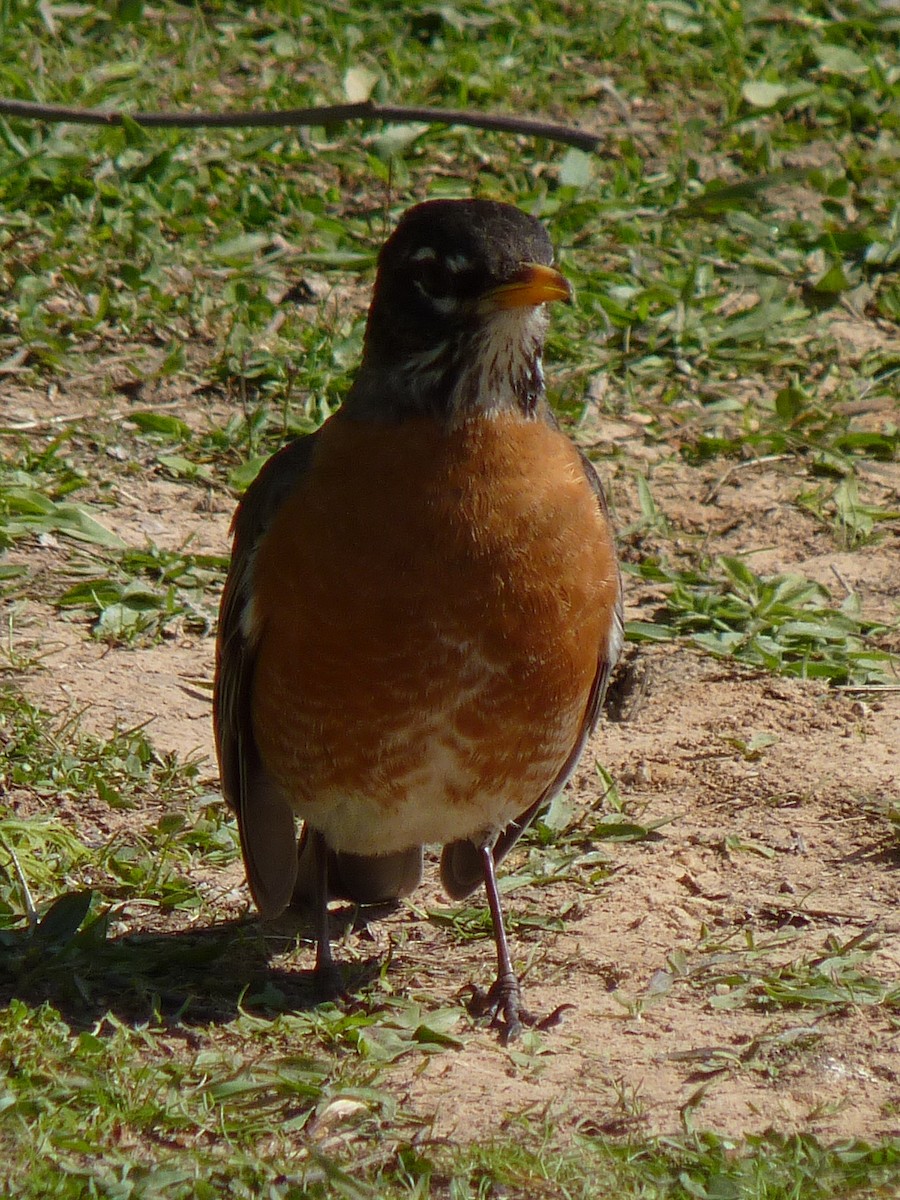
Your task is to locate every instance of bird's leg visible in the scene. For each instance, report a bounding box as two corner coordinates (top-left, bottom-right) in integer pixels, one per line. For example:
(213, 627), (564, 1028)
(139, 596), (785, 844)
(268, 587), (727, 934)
(477, 843), (527, 1041)
(466, 843), (574, 1042)
(311, 830), (344, 999)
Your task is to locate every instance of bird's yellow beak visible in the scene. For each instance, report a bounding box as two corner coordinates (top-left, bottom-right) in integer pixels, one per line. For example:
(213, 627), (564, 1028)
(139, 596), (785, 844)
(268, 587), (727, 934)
(479, 263), (572, 313)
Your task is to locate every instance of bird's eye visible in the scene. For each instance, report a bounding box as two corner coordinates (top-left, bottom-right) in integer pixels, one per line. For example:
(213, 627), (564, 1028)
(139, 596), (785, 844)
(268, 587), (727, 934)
(408, 247), (473, 313)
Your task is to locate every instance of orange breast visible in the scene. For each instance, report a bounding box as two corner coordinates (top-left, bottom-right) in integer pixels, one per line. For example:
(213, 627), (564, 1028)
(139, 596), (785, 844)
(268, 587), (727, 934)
(249, 409), (618, 856)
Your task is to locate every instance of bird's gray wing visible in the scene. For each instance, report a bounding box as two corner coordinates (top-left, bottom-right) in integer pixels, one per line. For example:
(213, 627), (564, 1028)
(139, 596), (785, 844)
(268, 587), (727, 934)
(215, 431), (423, 914)
(214, 435), (320, 918)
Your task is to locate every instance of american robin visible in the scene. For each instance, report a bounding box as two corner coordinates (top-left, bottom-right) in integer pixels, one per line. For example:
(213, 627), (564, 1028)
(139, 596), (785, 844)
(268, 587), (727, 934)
(214, 198), (623, 1039)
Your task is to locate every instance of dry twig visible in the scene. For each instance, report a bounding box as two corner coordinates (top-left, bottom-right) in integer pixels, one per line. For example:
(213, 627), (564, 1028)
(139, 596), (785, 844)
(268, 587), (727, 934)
(0, 97), (602, 150)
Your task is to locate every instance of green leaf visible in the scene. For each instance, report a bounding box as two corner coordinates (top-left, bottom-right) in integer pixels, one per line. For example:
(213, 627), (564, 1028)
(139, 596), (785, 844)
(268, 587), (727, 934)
(774, 386), (807, 422)
(33, 890), (93, 945)
(2, 487), (55, 516)
(718, 556), (759, 593)
(57, 579), (122, 609)
(229, 455), (269, 493)
(209, 233), (269, 261)
(129, 411), (192, 439)
(97, 777), (132, 810)
(343, 66), (379, 103)
(682, 169), (809, 215)
(373, 123), (429, 159)
(157, 454), (213, 482)
(558, 148), (593, 189)
(812, 263), (853, 294)
(592, 821), (656, 843)
(625, 621), (676, 642)
(52, 505), (126, 549)
(741, 81), (790, 109)
(116, 0), (145, 21)
(815, 44), (869, 76)
(412, 1023), (465, 1049)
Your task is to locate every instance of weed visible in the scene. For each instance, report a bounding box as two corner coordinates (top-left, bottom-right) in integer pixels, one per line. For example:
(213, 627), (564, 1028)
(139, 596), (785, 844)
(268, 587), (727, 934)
(629, 555), (896, 685)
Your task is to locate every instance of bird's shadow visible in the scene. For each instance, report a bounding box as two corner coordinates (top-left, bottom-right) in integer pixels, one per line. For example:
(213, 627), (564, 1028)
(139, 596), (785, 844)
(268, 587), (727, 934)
(0, 895), (391, 1031)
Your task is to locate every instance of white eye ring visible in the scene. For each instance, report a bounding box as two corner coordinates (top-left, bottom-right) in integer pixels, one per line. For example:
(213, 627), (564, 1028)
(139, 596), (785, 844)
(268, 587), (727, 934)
(408, 248), (473, 314)
(444, 253), (472, 273)
(413, 282), (458, 314)
(408, 247), (473, 274)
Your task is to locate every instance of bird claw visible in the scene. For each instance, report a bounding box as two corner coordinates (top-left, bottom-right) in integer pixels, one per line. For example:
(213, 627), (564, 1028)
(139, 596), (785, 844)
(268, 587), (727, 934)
(464, 979), (574, 1045)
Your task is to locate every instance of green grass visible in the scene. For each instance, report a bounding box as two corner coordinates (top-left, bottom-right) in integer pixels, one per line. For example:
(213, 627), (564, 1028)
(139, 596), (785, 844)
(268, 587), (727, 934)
(0, 691), (229, 919)
(3, 1013), (900, 1200)
(663, 926), (900, 1017)
(0, 0), (898, 1194)
(3, 975), (900, 1198)
(628, 554), (895, 685)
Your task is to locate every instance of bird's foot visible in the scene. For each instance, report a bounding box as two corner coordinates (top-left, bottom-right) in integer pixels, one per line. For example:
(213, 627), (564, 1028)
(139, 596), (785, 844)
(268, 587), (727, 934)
(464, 975), (573, 1045)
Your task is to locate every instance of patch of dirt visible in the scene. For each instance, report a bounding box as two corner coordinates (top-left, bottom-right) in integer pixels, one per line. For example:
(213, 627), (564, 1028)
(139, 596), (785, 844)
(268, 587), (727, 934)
(2, 368), (899, 1144)
(388, 652), (900, 1142)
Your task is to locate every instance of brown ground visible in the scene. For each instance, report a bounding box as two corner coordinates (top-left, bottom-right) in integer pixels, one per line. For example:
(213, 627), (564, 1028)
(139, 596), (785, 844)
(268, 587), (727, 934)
(3, 344), (899, 1143)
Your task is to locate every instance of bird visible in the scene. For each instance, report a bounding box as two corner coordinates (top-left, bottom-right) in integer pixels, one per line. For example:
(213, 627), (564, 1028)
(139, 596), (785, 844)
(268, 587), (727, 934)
(214, 198), (623, 1040)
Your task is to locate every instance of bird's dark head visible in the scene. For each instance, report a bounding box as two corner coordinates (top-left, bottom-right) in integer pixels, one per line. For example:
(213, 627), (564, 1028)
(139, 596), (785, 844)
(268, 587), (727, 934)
(346, 199), (571, 423)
